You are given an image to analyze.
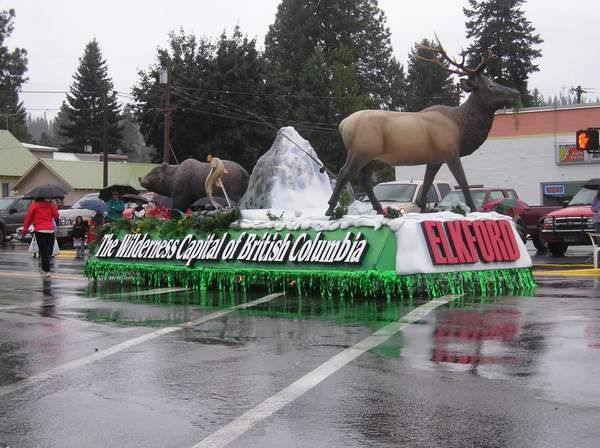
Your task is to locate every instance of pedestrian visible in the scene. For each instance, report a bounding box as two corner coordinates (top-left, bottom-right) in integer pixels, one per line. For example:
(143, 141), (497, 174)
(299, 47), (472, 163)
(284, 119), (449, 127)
(22, 198), (59, 277)
(72, 216), (88, 259)
(87, 212), (105, 245)
(105, 191), (125, 222)
(133, 200), (146, 220)
(592, 190), (600, 234)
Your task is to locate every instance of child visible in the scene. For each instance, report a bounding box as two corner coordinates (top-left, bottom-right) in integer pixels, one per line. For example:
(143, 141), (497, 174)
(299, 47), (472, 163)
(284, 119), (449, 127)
(72, 216), (88, 259)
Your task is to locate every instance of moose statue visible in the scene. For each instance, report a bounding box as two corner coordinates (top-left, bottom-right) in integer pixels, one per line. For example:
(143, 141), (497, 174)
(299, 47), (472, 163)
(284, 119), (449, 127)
(326, 38), (519, 216)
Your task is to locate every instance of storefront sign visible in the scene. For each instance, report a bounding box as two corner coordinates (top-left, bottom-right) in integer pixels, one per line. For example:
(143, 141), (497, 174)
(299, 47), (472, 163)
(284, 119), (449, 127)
(543, 184), (565, 196)
(557, 143), (600, 165)
(96, 231), (369, 267)
(421, 220), (520, 265)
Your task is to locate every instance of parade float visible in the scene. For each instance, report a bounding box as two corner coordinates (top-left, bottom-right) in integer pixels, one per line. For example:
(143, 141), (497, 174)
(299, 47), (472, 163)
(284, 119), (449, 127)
(84, 127), (534, 300)
(85, 40), (535, 300)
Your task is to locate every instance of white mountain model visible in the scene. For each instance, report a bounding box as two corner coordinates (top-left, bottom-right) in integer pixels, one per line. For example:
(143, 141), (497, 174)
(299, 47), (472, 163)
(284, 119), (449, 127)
(240, 126), (333, 211)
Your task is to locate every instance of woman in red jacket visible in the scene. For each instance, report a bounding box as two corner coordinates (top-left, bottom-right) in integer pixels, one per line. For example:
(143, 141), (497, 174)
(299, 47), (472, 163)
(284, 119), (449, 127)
(23, 199), (59, 277)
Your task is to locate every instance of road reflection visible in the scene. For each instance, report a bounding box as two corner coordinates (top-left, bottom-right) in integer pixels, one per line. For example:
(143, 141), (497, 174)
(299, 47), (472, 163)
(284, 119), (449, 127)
(431, 308), (520, 372)
(40, 277), (56, 317)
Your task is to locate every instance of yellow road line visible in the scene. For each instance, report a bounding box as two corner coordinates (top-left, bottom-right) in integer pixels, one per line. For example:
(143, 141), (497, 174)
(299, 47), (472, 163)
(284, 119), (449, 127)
(534, 268), (600, 277)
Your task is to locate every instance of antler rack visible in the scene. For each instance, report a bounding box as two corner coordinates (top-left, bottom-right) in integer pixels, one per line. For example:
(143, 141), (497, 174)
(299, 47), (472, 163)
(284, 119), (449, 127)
(413, 33), (494, 76)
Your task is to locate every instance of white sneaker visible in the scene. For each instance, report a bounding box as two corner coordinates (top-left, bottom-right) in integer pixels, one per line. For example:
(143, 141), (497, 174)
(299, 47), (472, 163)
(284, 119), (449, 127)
(43, 272), (51, 278)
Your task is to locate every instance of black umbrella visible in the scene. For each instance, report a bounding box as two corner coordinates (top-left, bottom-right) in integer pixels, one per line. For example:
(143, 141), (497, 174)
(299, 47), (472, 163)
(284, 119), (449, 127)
(121, 194), (148, 204)
(99, 184), (139, 202)
(190, 196), (228, 210)
(583, 178), (600, 191)
(24, 184), (70, 199)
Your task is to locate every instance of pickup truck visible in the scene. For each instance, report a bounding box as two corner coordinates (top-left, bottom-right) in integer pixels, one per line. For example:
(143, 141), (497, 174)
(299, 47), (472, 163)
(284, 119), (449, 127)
(0, 196), (33, 241)
(368, 180), (452, 213)
(540, 186), (596, 256)
(436, 188), (562, 247)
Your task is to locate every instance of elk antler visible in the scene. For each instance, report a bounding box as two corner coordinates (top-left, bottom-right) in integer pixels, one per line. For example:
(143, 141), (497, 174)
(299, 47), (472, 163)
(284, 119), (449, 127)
(413, 34), (494, 76)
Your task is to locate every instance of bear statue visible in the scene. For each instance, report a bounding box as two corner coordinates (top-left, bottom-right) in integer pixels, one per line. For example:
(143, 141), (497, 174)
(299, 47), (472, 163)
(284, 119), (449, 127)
(139, 158), (250, 211)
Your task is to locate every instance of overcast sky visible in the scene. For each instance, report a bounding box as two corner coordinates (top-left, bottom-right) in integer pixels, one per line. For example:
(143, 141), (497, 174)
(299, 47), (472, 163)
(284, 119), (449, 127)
(4, 0), (600, 118)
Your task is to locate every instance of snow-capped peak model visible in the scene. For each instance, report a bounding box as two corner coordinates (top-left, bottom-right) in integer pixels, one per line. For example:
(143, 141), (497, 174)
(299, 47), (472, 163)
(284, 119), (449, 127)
(239, 126), (333, 211)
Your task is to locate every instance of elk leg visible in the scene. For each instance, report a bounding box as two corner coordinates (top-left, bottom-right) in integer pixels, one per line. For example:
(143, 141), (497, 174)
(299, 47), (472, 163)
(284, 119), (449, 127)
(326, 153), (368, 216)
(447, 158), (477, 211)
(416, 163), (441, 211)
(359, 162), (384, 214)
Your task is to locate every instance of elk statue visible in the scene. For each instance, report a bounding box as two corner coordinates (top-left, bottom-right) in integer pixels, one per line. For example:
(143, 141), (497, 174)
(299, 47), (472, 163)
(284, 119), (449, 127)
(326, 38), (519, 216)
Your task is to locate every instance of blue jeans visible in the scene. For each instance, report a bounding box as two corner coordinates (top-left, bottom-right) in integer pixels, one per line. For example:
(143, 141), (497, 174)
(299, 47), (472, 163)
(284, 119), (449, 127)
(74, 239), (85, 258)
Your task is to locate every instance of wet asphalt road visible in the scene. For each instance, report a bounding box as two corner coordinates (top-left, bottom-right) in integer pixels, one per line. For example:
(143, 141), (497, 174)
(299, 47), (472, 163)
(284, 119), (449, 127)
(0, 242), (599, 448)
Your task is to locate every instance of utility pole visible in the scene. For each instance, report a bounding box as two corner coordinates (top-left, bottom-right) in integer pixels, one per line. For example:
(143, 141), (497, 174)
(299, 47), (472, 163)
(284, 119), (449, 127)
(102, 92), (108, 188)
(160, 64), (173, 164)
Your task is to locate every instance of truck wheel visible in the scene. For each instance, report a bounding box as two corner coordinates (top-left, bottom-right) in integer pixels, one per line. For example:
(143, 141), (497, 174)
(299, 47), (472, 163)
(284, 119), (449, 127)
(531, 235), (546, 252)
(548, 242), (568, 257)
(0, 226), (4, 242)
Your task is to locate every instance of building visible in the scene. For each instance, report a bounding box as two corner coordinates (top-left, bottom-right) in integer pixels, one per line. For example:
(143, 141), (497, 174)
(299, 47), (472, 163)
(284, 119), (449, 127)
(0, 131), (37, 197)
(394, 104), (600, 205)
(22, 142), (129, 162)
(12, 159), (157, 205)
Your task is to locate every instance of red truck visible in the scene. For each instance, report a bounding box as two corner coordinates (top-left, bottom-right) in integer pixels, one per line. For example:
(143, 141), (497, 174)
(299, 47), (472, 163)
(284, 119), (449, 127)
(540, 187), (596, 256)
(436, 187), (562, 247)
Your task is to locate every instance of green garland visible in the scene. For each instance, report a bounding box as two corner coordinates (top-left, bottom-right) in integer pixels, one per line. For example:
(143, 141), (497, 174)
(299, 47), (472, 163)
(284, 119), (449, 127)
(84, 259), (535, 301)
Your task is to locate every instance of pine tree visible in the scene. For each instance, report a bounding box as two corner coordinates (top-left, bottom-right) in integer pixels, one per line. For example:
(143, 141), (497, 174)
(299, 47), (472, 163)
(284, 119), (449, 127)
(405, 39), (461, 112)
(132, 28), (274, 169)
(60, 39), (122, 152)
(0, 9), (29, 140)
(264, 0), (406, 170)
(464, 0), (543, 106)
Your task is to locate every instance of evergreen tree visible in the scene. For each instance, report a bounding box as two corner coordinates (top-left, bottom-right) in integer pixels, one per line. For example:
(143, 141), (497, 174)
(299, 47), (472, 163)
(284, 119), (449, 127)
(264, 0), (406, 170)
(464, 0), (543, 106)
(51, 101), (73, 149)
(26, 115), (51, 142)
(0, 9), (29, 140)
(119, 105), (156, 162)
(132, 28), (274, 169)
(405, 39), (461, 112)
(60, 39), (122, 152)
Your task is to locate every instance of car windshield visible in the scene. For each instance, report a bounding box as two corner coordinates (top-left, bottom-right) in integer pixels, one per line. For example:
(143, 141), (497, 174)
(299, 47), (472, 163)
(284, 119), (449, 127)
(569, 187), (597, 206)
(0, 198), (15, 211)
(369, 184), (417, 202)
(437, 191), (488, 210)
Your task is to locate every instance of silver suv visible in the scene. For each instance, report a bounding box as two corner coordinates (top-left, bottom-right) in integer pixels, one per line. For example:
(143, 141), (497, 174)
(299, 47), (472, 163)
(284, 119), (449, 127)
(365, 180), (452, 213)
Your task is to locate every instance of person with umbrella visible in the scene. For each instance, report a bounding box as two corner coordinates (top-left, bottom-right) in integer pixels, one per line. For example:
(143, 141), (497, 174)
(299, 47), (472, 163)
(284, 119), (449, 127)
(105, 191), (125, 222)
(22, 195), (60, 277)
(592, 190), (600, 234)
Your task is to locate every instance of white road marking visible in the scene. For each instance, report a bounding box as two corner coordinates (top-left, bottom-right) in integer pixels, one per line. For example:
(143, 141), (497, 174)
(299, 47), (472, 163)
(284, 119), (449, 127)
(192, 294), (459, 448)
(0, 271), (85, 281)
(0, 292), (284, 397)
(0, 287), (191, 312)
(0, 305), (20, 311)
(102, 286), (191, 299)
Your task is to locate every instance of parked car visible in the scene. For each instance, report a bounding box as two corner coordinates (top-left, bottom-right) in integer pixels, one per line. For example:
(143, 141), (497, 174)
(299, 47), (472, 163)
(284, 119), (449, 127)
(365, 180), (452, 213)
(540, 186), (596, 256)
(436, 187), (519, 212)
(0, 196), (33, 241)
